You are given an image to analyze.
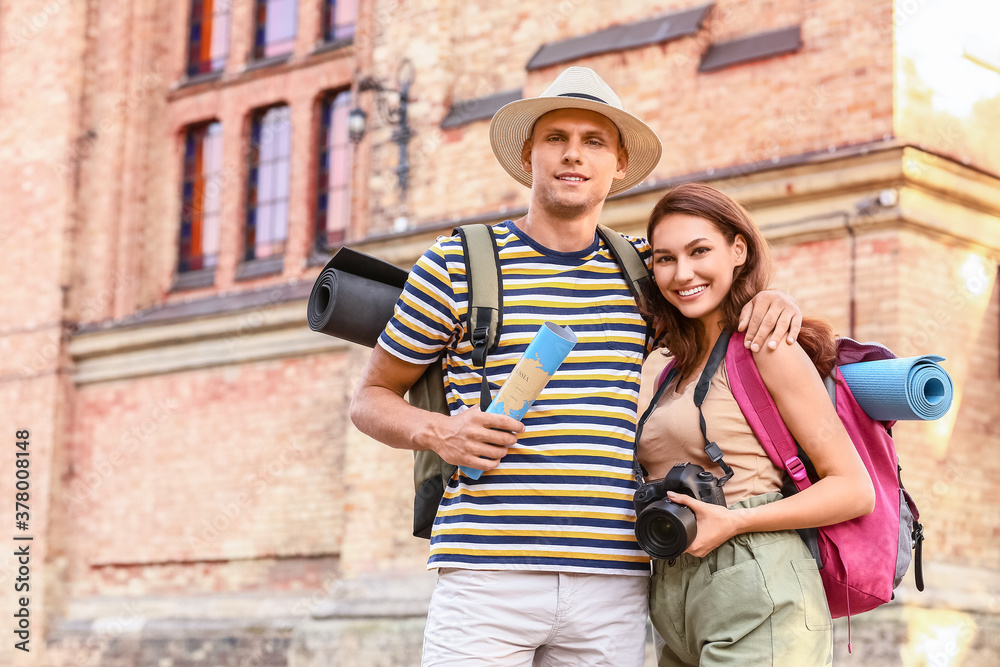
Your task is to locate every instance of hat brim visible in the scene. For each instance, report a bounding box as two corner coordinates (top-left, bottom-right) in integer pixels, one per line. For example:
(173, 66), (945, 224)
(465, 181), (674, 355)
(489, 96), (662, 197)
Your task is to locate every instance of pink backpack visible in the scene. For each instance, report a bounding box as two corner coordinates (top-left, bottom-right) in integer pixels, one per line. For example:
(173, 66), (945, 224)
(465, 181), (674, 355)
(653, 331), (924, 626)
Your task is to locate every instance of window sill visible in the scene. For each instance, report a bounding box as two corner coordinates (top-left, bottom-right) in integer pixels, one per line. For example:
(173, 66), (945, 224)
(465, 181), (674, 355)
(171, 267), (217, 292)
(311, 36), (354, 57)
(174, 70), (224, 91)
(235, 255), (285, 281)
(243, 53), (293, 73)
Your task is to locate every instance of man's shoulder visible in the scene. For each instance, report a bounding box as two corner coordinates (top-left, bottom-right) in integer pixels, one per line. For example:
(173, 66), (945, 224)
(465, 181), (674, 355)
(431, 221), (515, 250)
(599, 229), (652, 264)
(599, 227), (649, 250)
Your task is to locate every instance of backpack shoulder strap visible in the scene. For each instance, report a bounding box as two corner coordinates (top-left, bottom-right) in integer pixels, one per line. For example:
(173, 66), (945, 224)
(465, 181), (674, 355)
(724, 331), (813, 491)
(596, 225), (652, 312)
(454, 224), (502, 407)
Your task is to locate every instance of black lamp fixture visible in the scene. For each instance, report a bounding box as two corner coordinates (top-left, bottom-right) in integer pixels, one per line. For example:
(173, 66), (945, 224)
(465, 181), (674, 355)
(348, 59), (416, 195)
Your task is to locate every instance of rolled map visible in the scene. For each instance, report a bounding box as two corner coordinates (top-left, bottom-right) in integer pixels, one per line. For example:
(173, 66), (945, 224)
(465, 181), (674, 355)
(839, 355), (953, 421)
(460, 322), (578, 480)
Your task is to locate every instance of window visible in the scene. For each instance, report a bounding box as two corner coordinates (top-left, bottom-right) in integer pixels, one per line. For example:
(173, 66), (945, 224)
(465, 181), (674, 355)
(245, 106), (291, 261)
(253, 0), (297, 60)
(187, 0), (231, 76)
(321, 0), (357, 43)
(178, 121), (223, 273)
(316, 90), (353, 250)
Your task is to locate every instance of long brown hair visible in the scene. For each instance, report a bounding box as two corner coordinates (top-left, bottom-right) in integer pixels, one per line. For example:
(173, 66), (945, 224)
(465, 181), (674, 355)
(643, 183), (836, 379)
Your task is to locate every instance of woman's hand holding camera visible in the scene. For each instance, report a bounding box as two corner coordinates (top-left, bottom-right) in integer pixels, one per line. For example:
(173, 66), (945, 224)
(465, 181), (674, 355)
(666, 491), (743, 558)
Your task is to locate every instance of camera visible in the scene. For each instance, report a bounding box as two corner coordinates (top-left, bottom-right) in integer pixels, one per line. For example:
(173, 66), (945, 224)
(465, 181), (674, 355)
(633, 463), (728, 560)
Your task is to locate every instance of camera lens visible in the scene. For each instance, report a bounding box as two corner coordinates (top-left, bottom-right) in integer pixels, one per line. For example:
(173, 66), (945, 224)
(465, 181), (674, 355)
(635, 499), (698, 560)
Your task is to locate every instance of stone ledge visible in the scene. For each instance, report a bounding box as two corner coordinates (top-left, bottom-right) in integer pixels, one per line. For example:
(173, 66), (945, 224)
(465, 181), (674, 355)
(69, 300), (349, 385)
(310, 573), (437, 620)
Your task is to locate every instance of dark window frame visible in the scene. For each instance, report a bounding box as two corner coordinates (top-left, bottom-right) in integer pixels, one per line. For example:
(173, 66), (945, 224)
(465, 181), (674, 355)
(698, 26), (803, 73)
(441, 89), (523, 130)
(186, 0), (232, 77)
(177, 120), (223, 277)
(253, 0), (298, 61)
(526, 3), (713, 71)
(314, 88), (354, 252)
(321, 0), (357, 43)
(244, 105), (292, 263)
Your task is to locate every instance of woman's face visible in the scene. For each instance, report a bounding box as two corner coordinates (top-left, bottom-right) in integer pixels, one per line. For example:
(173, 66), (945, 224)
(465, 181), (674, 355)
(650, 213), (747, 329)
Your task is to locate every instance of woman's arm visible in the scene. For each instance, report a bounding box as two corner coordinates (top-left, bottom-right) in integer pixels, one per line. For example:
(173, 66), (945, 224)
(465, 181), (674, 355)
(666, 340), (875, 557)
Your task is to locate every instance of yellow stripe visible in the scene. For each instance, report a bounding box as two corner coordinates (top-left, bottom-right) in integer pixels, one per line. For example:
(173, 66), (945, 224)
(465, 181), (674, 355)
(383, 326), (434, 355)
(504, 447), (633, 460)
(511, 429), (634, 443)
(428, 547), (649, 563)
(435, 507), (628, 520)
(503, 280), (630, 291)
(433, 527), (636, 541)
(398, 292), (454, 331)
(526, 408), (636, 419)
(487, 468), (634, 481)
(444, 488), (632, 500)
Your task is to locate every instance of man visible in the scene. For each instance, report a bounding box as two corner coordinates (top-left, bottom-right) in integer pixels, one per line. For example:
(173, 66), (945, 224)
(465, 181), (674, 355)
(351, 67), (801, 666)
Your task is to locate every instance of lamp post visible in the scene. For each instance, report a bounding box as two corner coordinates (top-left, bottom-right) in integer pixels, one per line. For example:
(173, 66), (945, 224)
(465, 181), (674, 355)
(348, 59), (416, 195)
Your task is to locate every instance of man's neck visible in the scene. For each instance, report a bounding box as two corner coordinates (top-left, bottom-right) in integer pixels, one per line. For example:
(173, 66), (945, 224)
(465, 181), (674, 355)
(515, 203), (606, 253)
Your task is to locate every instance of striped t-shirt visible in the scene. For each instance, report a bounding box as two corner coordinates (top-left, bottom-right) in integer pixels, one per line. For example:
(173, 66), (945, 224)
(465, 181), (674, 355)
(379, 221), (653, 575)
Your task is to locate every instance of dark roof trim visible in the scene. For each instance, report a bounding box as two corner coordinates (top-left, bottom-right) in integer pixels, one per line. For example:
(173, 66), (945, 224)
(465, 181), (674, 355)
(440, 89), (523, 129)
(699, 25), (802, 73)
(526, 3), (713, 71)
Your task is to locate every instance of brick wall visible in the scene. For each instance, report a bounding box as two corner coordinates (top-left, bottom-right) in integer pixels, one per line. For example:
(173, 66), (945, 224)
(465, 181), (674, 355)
(365, 0), (896, 233)
(3, 0), (1000, 665)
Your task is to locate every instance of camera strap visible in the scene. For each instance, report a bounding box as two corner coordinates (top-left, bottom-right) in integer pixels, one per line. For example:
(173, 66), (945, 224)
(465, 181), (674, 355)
(633, 329), (736, 487)
(634, 365), (679, 484)
(694, 330), (735, 487)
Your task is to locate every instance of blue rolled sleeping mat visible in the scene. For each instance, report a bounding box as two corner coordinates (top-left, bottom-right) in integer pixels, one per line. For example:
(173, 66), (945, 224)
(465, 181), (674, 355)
(839, 355), (953, 421)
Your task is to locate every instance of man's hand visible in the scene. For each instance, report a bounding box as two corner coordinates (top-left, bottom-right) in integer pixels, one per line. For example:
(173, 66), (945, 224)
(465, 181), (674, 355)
(737, 290), (802, 352)
(351, 345), (523, 467)
(427, 409), (524, 471)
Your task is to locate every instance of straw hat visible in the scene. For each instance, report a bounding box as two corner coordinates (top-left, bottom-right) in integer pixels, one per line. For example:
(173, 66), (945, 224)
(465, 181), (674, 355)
(489, 67), (662, 196)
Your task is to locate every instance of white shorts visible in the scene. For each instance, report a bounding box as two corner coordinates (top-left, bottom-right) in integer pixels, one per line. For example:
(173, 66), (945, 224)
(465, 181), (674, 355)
(421, 568), (649, 667)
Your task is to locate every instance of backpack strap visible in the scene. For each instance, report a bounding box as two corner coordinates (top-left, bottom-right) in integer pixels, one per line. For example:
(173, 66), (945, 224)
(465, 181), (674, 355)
(596, 224), (652, 312)
(725, 331), (813, 491)
(454, 224), (502, 408)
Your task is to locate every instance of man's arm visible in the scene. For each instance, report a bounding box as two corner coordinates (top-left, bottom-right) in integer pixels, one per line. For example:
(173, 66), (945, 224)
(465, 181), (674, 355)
(350, 345), (524, 471)
(737, 290), (803, 352)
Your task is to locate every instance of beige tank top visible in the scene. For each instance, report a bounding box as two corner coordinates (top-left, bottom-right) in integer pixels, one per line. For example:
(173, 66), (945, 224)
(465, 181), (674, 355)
(638, 355), (784, 506)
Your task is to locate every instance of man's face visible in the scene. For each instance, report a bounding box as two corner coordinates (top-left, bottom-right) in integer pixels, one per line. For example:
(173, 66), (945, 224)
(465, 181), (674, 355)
(520, 108), (629, 218)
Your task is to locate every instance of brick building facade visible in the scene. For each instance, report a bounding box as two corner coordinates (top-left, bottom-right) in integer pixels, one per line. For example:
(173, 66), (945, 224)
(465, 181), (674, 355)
(1, 0), (999, 664)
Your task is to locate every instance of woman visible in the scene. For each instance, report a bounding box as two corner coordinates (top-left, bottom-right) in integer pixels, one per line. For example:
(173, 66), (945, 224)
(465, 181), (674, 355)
(638, 183), (875, 666)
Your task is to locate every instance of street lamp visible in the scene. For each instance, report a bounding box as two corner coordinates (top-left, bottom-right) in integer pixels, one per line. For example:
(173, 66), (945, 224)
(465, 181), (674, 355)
(349, 59), (416, 195)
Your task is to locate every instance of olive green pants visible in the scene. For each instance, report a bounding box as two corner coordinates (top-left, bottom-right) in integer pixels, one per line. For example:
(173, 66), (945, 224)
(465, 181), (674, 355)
(649, 493), (833, 666)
